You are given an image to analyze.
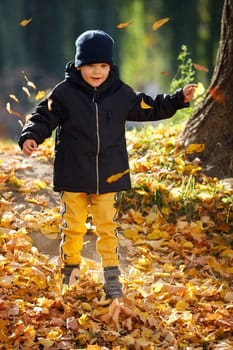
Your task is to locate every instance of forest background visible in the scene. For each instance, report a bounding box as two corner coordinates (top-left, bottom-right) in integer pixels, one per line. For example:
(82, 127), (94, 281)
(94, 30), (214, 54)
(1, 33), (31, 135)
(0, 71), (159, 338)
(0, 0), (224, 139)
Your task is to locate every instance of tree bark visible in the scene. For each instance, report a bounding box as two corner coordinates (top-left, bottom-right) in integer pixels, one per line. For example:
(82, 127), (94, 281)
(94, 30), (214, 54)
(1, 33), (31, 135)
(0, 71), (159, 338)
(180, 0), (233, 179)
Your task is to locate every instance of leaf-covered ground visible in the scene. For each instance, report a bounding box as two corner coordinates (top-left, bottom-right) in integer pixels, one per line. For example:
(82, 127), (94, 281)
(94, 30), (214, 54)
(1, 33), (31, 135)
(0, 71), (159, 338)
(0, 125), (233, 350)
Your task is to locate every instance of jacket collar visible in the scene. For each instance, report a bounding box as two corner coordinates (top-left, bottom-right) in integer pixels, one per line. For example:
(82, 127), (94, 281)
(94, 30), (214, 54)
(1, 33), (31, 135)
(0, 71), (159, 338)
(65, 62), (120, 100)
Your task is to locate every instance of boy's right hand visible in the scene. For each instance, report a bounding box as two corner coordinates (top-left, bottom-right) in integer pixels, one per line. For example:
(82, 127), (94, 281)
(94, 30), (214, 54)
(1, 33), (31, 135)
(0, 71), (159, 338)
(22, 139), (38, 156)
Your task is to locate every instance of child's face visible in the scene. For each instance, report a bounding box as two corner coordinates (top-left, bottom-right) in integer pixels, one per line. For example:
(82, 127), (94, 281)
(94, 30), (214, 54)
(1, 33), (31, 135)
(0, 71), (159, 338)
(78, 63), (110, 88)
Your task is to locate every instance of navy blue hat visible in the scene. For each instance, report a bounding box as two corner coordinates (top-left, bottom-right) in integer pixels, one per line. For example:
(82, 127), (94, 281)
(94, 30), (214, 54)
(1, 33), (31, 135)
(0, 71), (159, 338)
(75, 30), (114, 67)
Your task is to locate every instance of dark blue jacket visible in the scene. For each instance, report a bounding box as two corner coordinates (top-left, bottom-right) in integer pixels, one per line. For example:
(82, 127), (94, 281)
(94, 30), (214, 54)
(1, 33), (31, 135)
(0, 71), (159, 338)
(18, 62), (187, 194)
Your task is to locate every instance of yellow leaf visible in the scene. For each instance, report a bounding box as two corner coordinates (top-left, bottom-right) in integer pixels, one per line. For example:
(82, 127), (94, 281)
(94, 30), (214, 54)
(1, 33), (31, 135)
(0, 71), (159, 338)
(33, 179), (47, 189)
(140, 97), (152, 109)
(175, 300), (188, 311)
(81, 302), (92, 312)
(20, 18), (32, 27)
(226, 267), (233, 274)
(208, 256), (224, 274)
(124, 229), (141, 242)
(184, 164), (202, 174)
(152, 17), (170, 31)
(152, 281), (164, 293)
(147, 229), (168, 240)
(182, 240), (193, 249)
(38, 338), (54, 347)
(35, 90), (46, 100)
(163, 263), (175, 273)
(220, 249), (233, 257)
(161, 207), (170, 216)
(106, 169), (129, 183)
(133, 211), (144, 224)
(145, 211), (157, 224)
(186, 143), (205, 154)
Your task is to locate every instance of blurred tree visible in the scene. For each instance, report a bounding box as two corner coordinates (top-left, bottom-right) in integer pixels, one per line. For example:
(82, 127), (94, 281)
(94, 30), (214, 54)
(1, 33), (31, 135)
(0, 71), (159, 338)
(119, 0), (148, 88)
(181, 0), (233, 178)
(23, 0), (64, 77)
(160, 0), (224, 85)
(0, 1), (27, 72)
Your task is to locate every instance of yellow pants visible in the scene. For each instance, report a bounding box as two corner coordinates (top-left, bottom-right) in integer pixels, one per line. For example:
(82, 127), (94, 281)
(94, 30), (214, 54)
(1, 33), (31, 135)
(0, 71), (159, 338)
(60, 192), (120, 268)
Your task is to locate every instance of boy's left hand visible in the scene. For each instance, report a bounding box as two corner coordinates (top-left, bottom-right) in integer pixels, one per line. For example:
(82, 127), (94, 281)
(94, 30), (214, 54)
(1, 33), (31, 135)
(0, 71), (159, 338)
(183, 84), (197, 103)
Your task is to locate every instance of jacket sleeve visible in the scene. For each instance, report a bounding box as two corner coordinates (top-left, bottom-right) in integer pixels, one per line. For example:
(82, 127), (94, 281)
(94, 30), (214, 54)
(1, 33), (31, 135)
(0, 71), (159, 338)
(127, 88), (189, 122)
(18, 93), (63, 149)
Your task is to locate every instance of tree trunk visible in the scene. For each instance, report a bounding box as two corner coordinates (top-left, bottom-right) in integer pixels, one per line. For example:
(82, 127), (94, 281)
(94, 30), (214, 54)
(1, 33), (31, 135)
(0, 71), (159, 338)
(180, 0), (233, 179)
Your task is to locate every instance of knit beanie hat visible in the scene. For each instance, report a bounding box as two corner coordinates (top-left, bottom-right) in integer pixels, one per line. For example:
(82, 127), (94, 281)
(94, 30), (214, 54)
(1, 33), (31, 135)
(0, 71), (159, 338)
(75, 30), (114, 67)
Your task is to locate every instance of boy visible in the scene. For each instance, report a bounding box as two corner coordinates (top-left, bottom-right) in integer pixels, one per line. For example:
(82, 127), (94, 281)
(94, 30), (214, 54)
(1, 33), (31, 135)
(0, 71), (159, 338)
(18, 29), (196, 299)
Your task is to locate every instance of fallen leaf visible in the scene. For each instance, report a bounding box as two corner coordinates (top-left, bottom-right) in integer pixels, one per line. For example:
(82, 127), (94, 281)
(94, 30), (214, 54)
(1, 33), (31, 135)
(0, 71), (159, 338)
(186, 143), (205, 154)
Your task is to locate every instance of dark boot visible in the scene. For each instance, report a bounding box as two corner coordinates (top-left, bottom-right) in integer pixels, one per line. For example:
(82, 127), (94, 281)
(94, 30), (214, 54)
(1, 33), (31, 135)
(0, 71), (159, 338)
(61, 264), (80, 285)
(103, 266), (123, 299)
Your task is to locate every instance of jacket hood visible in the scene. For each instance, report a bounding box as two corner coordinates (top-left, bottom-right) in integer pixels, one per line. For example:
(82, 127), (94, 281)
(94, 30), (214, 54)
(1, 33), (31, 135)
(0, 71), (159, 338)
(64, 62), (121, 99)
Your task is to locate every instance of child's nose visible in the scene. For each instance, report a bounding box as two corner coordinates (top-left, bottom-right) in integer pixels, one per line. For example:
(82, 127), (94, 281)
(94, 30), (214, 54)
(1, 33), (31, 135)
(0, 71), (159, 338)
(93, 68), (100, 74)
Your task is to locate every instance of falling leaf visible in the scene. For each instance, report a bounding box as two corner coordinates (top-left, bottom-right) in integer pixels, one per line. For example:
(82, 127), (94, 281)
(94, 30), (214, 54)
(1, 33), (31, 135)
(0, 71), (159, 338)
(9, 94), (19, 103)
(107, 169), (130, 183)
(35, 90), (46, 100)
(208, 86), (225, 103)
(185, 143), (205, 154)
(193, 63), (209, 72)
(140, 97), (152, 109)
(27, 81), (37, 90)
(160, 71), (170, 76)
(152, 17), (170, 31)
(6, 102), (23, 118)
(116, 22), (132, 29)
(22, 86), (31, 97)
(23, 75), (36, 90)
(20, 18), (32, 27)
(48, 98), (53, 111)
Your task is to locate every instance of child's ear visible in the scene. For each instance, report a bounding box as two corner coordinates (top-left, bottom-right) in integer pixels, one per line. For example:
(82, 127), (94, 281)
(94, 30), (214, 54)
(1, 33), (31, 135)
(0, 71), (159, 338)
(76, 67), (81, 71)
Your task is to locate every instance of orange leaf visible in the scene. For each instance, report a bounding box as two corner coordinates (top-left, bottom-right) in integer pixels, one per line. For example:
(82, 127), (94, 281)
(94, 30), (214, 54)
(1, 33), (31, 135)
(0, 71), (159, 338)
(160, 71), (170, 76)
(117, 22), (132, 29)
(208, 86), (225, 103)
(193, 63), (209, 73)
(106, 169), (129, 183)
(152, 17), (170, 31)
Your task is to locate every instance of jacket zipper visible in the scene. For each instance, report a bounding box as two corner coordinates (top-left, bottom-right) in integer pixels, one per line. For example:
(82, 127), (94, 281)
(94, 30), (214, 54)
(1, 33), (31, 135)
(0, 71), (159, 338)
(93, 90), (100, 194)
